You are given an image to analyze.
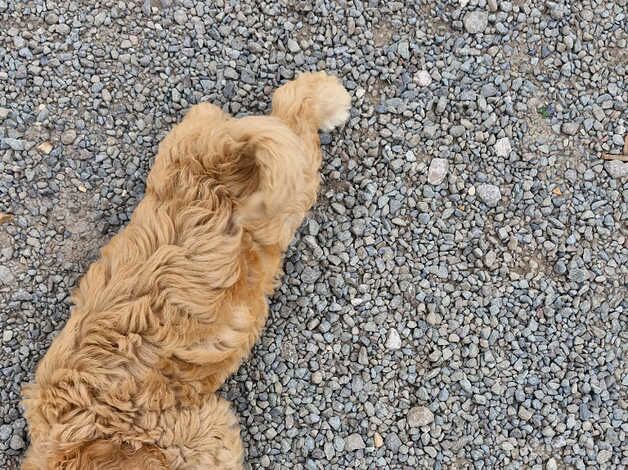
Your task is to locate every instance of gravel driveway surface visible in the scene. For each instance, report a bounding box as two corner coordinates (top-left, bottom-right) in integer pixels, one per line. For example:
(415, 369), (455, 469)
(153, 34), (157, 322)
(1, 1), (626, 469)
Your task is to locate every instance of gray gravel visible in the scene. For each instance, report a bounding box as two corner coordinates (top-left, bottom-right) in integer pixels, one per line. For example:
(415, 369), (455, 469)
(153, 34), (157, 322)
(1, 1), (627, 469)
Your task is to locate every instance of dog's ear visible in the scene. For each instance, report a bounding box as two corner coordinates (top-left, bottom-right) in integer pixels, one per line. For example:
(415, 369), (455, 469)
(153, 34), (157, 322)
(52, 439), (168, 470)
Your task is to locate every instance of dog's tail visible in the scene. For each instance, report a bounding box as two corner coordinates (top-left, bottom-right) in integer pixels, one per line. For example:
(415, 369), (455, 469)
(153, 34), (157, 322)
(271, 71), (351, 134)
(220, 71), (350, 247)
(260, 71), (350, 236)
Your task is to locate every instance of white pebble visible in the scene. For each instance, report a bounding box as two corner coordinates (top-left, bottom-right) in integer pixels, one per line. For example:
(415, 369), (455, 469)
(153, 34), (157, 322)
(427, 158), (449, 185)
(494, 137), (512, 157)
(408, 406), (434, 427)
(416, 70), (432, 87)
(385, 328), (402, 350)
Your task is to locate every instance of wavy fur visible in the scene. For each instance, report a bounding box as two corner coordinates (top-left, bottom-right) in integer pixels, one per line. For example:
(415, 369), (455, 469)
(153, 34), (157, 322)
(21, 72), (350, 469)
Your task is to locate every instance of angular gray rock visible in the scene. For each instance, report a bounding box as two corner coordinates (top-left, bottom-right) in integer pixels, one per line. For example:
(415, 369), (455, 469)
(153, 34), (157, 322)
(604, 160), (627, 178)
(476, 184), (501, 207)
(345, 433), (365, 451)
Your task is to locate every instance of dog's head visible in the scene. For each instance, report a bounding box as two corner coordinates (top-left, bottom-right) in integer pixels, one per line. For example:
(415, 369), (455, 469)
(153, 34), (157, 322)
(21, 439), (168, 470)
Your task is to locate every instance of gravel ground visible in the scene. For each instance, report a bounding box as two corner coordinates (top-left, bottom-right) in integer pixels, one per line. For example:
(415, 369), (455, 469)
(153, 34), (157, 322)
(1, 0), (626, 469)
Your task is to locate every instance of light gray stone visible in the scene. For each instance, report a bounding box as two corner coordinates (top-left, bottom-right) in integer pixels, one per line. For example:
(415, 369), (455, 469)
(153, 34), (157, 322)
(428, 158), (448, 185)
(345, 433), (365, 451)
(476, 184), (501, 207)
(604, 160), (628, 178)
(464, 11), (488, 34)
(408, 406), (434, 427)
(386, 328), (402, 350)
(494, 137), (512, 157)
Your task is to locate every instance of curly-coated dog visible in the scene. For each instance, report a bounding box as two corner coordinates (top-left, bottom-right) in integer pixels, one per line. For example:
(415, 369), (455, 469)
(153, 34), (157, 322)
(21, 71), (350, 469)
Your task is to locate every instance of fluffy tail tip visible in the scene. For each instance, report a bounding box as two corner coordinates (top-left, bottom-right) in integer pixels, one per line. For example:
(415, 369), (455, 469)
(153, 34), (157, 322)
(272, 71), (351, 132)
(311, 73), (351, 132)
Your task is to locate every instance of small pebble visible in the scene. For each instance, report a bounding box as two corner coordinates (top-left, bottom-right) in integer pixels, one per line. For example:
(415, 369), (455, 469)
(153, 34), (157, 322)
(408, 406), (434, 427)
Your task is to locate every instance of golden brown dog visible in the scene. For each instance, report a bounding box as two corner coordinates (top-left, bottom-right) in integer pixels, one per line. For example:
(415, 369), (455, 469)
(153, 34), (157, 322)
(20, 71), (350, 469)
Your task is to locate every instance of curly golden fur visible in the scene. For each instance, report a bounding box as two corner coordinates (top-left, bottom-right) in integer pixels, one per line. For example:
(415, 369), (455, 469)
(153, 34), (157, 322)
(21, 72), (351, 469)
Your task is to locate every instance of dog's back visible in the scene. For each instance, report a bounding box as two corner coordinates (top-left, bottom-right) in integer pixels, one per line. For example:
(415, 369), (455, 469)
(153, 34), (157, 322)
(21, 72), (350, 470)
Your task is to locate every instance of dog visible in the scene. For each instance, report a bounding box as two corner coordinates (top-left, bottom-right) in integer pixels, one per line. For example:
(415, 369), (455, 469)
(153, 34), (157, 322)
(20, 71), (350, 469)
